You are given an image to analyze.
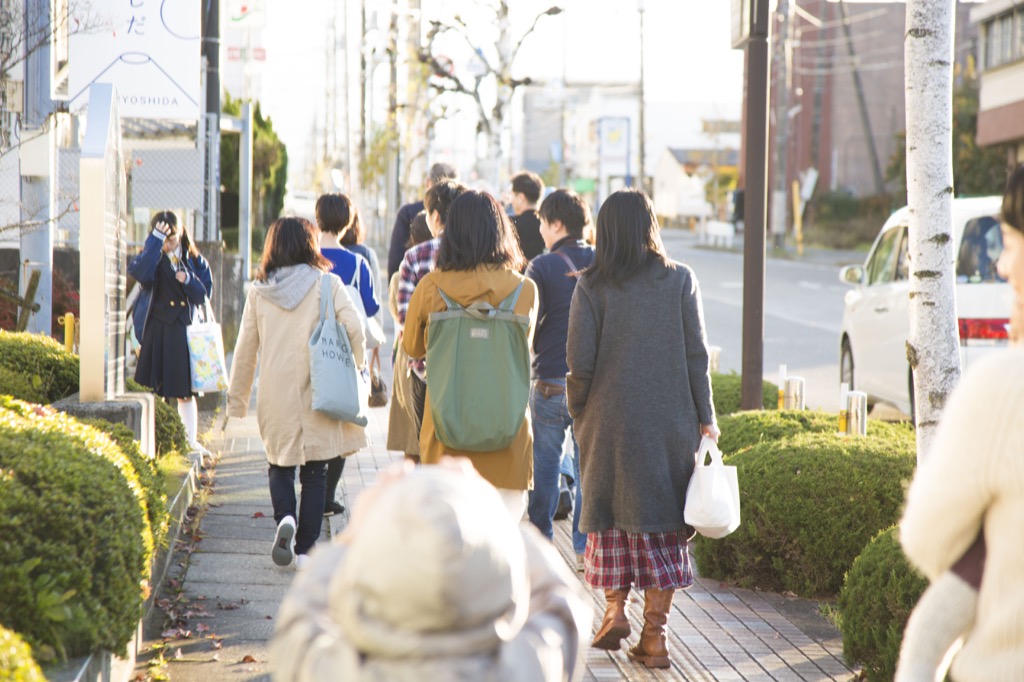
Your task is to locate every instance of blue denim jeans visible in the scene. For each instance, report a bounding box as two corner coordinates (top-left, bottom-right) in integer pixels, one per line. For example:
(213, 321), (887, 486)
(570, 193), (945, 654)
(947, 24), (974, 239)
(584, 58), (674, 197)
(268, 460), (327, 556)
(528, 383), (587, 554)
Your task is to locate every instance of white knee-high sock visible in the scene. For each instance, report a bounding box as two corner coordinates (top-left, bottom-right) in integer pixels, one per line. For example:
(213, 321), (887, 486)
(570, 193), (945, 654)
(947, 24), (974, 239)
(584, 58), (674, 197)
(895, 572), (978, 682)
(177, 397), (199, 447)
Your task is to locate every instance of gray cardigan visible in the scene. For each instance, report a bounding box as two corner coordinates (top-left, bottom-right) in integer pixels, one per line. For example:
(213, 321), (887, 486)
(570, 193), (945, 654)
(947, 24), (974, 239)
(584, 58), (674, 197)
(566, 259), (715, 534)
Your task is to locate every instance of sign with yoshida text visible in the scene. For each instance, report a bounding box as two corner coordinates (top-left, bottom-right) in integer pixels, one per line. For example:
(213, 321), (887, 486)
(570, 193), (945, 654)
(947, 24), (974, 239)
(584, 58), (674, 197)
(69, 0), (201, 120)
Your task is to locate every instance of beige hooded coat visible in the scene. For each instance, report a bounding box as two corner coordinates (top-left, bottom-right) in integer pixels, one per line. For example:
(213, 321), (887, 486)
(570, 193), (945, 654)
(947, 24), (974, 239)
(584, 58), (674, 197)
(270, 467), (592, 682)
(227, 265), (368, 466)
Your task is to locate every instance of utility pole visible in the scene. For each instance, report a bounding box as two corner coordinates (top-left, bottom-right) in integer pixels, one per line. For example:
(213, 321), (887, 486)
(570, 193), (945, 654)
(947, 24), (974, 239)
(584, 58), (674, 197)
(202, 0), (221, 242)
(358, 0), (367, 196)
(838, 0), (885, 194)
(741, 0), (771, 411)
(771, 0), (792, 250)
(638, 0), (646, 192)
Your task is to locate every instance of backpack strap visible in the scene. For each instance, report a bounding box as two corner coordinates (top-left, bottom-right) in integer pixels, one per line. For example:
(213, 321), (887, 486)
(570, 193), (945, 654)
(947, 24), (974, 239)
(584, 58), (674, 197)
(436, 287), (462, 311)
(554, 248), (579, 278)
(499, 281), (525, 311)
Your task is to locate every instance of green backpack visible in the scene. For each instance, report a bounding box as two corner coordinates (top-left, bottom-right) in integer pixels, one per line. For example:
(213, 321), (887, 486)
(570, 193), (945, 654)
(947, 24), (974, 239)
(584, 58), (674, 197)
(426, 282), (531, 452)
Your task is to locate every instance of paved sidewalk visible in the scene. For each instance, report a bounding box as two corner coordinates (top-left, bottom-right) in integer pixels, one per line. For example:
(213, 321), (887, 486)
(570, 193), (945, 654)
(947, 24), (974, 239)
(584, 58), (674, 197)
(136, 387), (855, 682)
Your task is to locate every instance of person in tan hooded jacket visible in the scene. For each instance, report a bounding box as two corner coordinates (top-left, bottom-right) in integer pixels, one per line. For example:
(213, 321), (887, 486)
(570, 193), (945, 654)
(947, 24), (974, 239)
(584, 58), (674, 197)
(270, 458), (592, 682)
(227, 217), (366, 569)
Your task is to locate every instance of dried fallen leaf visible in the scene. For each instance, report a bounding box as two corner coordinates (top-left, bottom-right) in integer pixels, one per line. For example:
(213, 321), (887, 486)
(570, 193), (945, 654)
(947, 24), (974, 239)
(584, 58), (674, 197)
(212, 640), (223, 650)
(161, 629), (179, 639)
(252, 511), (265, 518)
(217, 602), (240, 610)
(173, 648), (183, 660)
(264, 615), (272, 620)
(241, 655), (258, 663)
(211, 654), (220, 662)
(196, 623), (210, 633)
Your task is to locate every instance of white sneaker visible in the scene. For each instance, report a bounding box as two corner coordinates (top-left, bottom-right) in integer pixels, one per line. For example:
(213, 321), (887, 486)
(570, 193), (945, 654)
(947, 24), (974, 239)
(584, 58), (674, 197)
(272, 516), (296, 566)
(295, 554), (311, 570)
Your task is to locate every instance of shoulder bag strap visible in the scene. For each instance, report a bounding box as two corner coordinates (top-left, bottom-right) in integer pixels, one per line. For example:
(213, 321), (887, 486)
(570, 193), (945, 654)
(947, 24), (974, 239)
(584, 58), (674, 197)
(319, 273), (333, 324)
(554, 248), (580, 278)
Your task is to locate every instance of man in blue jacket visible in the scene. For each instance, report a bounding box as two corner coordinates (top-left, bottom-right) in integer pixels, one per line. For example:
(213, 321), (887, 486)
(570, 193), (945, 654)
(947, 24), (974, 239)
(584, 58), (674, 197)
(524, 189), (595, 569)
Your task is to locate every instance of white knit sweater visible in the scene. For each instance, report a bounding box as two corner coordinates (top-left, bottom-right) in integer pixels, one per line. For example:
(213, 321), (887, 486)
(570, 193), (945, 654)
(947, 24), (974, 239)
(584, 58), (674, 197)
(901, 348), (1024, 681)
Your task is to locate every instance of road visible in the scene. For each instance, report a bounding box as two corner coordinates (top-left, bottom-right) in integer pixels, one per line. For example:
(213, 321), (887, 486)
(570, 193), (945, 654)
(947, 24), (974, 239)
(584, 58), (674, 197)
(661, 230), (860, 411)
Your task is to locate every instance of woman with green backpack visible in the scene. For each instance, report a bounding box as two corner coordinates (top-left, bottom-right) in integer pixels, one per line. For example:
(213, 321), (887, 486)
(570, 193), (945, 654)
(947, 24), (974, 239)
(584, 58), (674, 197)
(403, 190), (538, 520)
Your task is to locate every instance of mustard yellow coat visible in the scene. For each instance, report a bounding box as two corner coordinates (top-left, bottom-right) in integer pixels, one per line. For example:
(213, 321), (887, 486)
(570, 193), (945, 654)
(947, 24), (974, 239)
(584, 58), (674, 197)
(403, 265), (538, 490)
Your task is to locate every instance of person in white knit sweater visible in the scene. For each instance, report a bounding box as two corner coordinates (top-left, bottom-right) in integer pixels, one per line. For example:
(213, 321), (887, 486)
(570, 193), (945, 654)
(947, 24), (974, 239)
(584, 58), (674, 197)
(270, 458), (593, 682)
(897, 163), (1024, 682)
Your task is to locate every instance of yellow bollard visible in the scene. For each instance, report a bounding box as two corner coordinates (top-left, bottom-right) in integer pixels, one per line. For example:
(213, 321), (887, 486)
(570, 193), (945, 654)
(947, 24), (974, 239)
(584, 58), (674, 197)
(59, 313), (75, 353)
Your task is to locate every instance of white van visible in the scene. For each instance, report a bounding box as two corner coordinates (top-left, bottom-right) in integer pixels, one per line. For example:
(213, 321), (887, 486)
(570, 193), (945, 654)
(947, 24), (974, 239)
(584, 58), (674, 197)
(838, 196), (1009, 416)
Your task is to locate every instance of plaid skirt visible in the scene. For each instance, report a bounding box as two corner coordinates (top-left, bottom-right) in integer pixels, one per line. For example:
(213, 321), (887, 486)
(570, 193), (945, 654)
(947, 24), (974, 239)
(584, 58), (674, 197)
(584, 529), (694, 590)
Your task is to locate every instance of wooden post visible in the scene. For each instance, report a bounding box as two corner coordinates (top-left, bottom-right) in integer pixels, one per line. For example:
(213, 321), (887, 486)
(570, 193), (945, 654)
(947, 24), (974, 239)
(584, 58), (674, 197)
(16, 270), (42, 332)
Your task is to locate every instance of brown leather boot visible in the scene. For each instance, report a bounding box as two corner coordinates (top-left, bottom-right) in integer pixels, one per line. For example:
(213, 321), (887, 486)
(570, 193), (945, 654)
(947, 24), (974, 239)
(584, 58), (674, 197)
(591, 588), (631, 650)
(627, 588), (675, 669)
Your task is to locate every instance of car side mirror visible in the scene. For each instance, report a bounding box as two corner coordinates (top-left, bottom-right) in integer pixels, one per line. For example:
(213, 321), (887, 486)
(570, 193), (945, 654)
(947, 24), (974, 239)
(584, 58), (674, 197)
(839, 265), (865, 285)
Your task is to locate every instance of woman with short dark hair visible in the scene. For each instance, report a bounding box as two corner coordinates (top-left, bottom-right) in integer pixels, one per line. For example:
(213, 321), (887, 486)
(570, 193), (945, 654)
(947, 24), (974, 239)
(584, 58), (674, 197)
(227, 217), (367, 569)
(403, 191), (537, 518)
(566, 188), (718, 668)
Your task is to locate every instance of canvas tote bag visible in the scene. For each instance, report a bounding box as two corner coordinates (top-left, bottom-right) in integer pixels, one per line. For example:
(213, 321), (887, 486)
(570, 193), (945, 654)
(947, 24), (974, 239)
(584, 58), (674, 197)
(309, 274), (368, 427)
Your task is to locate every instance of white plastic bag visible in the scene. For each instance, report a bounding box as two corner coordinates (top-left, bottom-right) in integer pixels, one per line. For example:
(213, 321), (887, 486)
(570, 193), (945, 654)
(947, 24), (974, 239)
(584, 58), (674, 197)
(684, 436), (741, 539)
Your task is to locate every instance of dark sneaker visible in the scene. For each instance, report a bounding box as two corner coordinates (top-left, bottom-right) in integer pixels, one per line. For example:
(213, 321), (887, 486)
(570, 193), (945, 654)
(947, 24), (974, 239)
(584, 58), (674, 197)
(272, 516), (296, 566)
(323, 500), (345, 517)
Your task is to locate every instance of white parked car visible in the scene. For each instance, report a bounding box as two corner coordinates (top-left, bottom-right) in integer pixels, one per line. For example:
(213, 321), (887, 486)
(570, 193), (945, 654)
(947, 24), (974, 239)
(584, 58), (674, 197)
(838, 196), (1009, 416)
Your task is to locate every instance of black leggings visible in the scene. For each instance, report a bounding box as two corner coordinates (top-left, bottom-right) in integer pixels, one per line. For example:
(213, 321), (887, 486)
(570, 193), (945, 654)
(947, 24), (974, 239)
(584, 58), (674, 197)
(325, 456), (346, 505)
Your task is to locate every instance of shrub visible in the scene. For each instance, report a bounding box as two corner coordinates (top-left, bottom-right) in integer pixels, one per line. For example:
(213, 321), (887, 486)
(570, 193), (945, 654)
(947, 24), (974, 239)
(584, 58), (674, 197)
(126, 378), (188, 457)
(836, 526), (927, 681)
(79, 417), (169, 549)
(0, 366), (47, 405)
(717, 409), (916, 457)
(691, 431), (916, 598)
(0, 625), (45, 682)
(711, 372), (778, 417)
(0, 332), (79, 403)
(0, 398), (151, 660)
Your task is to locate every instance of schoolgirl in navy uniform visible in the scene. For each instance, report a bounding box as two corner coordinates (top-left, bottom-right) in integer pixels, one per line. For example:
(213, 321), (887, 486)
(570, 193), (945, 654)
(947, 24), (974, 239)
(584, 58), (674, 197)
(129, 211), (213, 457)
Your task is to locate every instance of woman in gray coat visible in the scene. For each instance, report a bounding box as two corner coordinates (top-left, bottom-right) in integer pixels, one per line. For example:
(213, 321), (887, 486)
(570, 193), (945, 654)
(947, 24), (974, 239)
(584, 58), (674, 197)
(566, 188), (718, 669)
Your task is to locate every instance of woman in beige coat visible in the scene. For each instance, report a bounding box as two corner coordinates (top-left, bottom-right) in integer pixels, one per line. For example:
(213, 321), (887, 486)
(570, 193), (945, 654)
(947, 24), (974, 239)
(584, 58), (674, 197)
(228, 217), (366, 569)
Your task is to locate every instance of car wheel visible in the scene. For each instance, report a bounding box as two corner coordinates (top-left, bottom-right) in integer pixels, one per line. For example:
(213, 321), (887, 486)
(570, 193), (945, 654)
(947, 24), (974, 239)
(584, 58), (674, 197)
(840, 340), (854, 389)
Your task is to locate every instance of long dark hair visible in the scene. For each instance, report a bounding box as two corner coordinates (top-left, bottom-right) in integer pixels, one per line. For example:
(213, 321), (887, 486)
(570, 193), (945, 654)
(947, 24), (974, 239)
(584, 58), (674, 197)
(1003, 164), (1024, 234)
(584, 189), (668, 285)
(435, 191), (526, 272)
(151, 211), (199, 258)
(257, 217), (332, 281)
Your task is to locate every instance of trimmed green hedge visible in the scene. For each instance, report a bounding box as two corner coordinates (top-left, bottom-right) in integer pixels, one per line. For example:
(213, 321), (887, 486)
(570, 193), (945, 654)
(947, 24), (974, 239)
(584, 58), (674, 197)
(691, 431), (916, 598)
(126, 378), (188, 457)
(79, 417), (169, 549)
(717, 409), (916, 457)
(0, 625), (45, 682)
(836, 527), (927, 681)
(0, 398), (151, 661)
(711, 372), (778, 417)
(0, 332), (79, 403)
(0, 365), (47, 405)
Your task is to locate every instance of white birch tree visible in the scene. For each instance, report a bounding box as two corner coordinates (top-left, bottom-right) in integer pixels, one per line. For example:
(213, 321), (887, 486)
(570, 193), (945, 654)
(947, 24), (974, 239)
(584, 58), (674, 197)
(904, 0), (958, 461)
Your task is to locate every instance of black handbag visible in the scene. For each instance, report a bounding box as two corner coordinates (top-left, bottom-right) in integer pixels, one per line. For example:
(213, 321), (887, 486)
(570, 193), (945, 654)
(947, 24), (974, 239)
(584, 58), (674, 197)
(368, 348), (388, 407)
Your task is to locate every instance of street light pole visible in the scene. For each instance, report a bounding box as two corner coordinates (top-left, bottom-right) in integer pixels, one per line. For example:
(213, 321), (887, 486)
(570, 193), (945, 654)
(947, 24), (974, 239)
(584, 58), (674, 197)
(638, 0), (646, 192)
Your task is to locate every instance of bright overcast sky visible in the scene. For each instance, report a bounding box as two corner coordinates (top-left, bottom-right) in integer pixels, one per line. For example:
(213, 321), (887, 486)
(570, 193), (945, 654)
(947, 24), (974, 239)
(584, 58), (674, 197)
(257, 0), (746, 185)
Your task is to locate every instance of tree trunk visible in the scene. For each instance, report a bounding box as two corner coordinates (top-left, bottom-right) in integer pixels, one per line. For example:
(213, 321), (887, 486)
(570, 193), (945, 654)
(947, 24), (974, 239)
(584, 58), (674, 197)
(904, 0), (958, 462)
